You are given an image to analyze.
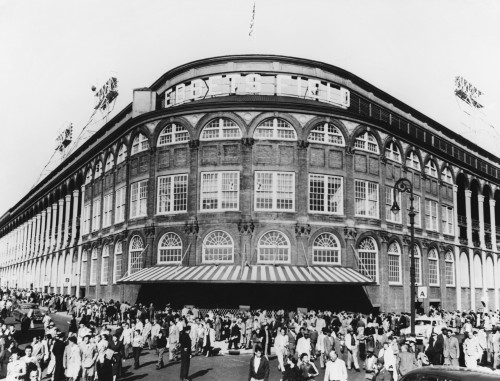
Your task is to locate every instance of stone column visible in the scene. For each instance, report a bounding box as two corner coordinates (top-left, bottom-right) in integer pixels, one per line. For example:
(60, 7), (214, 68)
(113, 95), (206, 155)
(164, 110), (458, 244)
(494, 256), (499, 312)
(27, 219), (33, 257)
(64, 195), (71, 248)
(490, 200), (497, 252)
(72, 189), (80, 246)
(44, 208), (51, 255)
(39, 211), (46, 255)
(469, 248), (476, 311)
(50, 204), (57, 252)
(465, 190), (473, 244)
(34, 213), (41, 256)
(79, 186), (85, 245)
(57, 199), (64, 249)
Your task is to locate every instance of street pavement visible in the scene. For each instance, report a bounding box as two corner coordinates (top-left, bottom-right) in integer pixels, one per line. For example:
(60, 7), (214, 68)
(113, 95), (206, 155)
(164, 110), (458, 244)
(12, 312), (369, 381)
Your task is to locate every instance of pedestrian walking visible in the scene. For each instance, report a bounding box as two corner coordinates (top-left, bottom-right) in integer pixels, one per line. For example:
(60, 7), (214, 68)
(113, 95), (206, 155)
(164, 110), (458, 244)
(179, 325), (192, 381)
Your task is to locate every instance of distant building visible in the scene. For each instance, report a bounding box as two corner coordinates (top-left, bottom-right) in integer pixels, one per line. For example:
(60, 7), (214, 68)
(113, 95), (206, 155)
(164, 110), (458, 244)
(1, 55), (499, 312)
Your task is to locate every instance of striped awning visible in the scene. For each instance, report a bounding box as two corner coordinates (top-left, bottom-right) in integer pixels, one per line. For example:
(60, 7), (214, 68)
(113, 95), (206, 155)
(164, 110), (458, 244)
(118, 265), (374, 285)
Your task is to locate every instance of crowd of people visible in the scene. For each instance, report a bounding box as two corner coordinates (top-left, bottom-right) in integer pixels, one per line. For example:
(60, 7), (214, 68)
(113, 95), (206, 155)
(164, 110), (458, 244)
(0, 288), (500, 380)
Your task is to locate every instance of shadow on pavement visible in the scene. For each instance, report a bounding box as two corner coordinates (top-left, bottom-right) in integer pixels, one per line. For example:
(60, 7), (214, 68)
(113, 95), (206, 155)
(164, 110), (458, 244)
(190, 368), (213, 379)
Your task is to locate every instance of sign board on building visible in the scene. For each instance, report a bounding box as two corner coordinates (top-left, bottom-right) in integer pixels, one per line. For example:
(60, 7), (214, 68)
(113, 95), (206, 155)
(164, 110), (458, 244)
(417, 286), (428, 299)
(63, 274), (71, 286)
(164, 72), (350, 109)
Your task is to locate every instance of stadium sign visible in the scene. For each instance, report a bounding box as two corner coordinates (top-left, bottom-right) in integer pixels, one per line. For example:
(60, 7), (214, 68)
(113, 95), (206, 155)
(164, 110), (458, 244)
(164, 72), (350, 109)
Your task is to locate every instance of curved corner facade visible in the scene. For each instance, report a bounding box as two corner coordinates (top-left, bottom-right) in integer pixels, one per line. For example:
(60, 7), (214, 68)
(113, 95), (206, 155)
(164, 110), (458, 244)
(1, 55), (499, 312)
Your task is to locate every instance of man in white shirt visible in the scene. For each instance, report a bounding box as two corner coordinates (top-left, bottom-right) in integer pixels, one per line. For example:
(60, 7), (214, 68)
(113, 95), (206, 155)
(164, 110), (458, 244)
(323, 350), (347, 381)
(120, 322), (134, 359)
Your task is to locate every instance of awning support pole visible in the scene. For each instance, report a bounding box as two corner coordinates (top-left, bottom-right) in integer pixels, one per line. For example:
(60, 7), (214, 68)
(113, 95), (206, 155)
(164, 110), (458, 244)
(301, 242), (312, 276)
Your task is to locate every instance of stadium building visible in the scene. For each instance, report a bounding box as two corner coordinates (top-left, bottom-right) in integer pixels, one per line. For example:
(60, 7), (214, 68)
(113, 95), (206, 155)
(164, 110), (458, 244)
(1, 55), (499, 312)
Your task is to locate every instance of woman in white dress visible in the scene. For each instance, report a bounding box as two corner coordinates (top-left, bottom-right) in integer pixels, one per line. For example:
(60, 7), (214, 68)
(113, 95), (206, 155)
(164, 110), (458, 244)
(6, 349), (26, 381)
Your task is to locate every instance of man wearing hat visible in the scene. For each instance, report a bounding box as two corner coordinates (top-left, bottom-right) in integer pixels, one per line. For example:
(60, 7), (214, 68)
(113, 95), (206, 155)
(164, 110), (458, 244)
(179, 325), (192, 381)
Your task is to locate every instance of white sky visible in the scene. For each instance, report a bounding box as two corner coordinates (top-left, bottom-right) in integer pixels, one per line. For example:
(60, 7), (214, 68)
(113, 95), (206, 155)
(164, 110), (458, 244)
(1, 0), (499, 216)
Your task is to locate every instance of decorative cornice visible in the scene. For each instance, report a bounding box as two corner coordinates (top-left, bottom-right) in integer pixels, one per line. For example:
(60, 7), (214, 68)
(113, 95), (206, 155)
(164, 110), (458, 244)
(295, 223), (311, 237)
(241, 137), (255, 147)
(184, 218), (199, 236)
(238, 219), (255, 235)
(345, 145), (356, 156)
(378, 231), (390, 243)
(189, 139), (200, 150)
(344, 227), (357, 240)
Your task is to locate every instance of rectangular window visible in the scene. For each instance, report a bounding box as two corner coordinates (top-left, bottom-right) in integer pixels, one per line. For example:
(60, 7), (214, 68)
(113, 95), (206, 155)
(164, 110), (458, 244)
(406, 194), (421, 228)
(309, 175), (343, 214)
(425, 199), (439, 231)
(445, 261), (455, 286)
(388, 254), (401, 284)
(442, 205), (454, 235)
(130, 180), (148, 218)
(113, 242), (123, 284)
(354, 180), (379, 218)
(115, 187), (126, 223)
(103, 193), (113, 228)
(92, 199), (101, 232)
(81, 261), (87, 286)
(255, 172), (295, 211)
(429, 259), (439, 286)
(358, 252), (378, 283)
(101, 248), (109, 285)
(385, 186), (402, 223)
(200, 172), (239, 211)
(83, 204), (91, 234)
(157, 174), (188, 214)
(90, 257), (97, 285)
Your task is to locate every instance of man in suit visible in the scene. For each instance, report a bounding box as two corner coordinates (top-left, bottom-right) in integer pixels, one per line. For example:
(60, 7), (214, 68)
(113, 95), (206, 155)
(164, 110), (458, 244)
(429, 328), (445, 365)
(443, 328), (460, 367)
(248, 345), (269, 381)
(169, 320), (180, 361)
(179, 326), (192, 381)
(490, 327), (500, 369)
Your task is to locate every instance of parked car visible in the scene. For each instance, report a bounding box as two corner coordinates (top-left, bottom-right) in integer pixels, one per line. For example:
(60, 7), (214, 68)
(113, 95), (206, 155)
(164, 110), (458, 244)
(400, 365), (500, 380)
(401, 316), (450, 342)
(12, 303), (43, 323)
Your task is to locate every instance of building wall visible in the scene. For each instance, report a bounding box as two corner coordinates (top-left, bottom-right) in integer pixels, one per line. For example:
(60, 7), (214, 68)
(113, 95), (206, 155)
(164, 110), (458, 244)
(1, 55), (499, 313)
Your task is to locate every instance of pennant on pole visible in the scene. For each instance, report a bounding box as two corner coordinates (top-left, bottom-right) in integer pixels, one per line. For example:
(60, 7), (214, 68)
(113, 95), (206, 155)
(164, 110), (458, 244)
(249, 2), (255, 36)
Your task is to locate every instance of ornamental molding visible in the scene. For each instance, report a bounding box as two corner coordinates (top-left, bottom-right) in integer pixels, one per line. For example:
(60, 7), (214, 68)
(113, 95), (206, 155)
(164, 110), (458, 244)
(189, 139), (200, 149)
(238, 219), (255, 235)
(184, 218), (199, 236)
(343, 227), (357, 240)
(295, 223), (311, 237)
(241, 137), (255, 147)
(345, 145), (356, 156)
(378, 231), (390, 243)
(296, 140), (309, 150)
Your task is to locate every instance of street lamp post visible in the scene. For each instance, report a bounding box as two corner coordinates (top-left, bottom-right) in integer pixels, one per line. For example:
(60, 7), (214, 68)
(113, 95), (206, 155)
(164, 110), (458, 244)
(391, 178), (416, 336)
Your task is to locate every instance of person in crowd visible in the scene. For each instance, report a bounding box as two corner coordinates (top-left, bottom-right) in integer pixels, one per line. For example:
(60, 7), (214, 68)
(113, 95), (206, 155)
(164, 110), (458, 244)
(169, 320), (180, 362)
(345, 327), (360, 372)
(323, 350), (347, 381)
(203, 321), (216, 357)
(463, 331), (479, 369)
(52, 332), (66, 381)
(373, 357), (393, 381)
(274, 327), (289, 373)
(22, 345), (42, 381)
(179, 325), (192, 381)
(63, 336), (81, 381)
(397, 344), (418, 377)
(282, 355), (300, 381)
(248, 345), (269, 381)
(443, 328), (460, 366)
(6, 348), (26, 381)
(299, 352), (319, 381)
(228, 319), (241, 350)
(80, 334), (97, 381)
(131, 329), (143, 369)
(156, 329), (168, 370)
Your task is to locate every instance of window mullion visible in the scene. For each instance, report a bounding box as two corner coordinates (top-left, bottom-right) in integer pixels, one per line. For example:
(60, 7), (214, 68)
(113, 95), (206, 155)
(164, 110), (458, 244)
(323, 175), (328, 213)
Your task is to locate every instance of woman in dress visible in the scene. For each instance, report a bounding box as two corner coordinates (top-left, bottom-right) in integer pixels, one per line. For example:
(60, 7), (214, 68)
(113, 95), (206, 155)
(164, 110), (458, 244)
(63, 336), (81, 381)
(299, 353), (319, 381)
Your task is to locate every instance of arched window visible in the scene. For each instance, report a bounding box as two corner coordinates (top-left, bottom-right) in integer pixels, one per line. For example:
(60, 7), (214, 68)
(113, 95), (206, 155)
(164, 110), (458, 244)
(94, 162), (102, 179)
(358, 237), (378, 282)
(307, 123), (344, 146)
(258, 231), (291, 263)
(387, 242), (401, 284)
(158, 123), (190, 146)
(354, 131), (379, 153)
(460, 252), (470, 287)
(158, 233), (182, 263)
(254, 118), (297, 141)
(406, 151), (421, 171)
(131, 133), (149, 155)
(474, 254), (483, 288)
(202, 231), (234, 263)
(411, 245), (422, 285)
(442, 167), (453, 184)
(90, 248), (98, 285)
(81, 251), (88, 286)
(105, 154), (115, 172)
(129, 236), (144, 275)
(117, 145), (127, 164)
(85, 169), (92, 184)
(445, 251), (455, 286)
(425, 160), (438, 178)
(428, 248), (439, 286)
(486, 256), (495, 289)
(312, 233), (341, 264)
(385, 141), (401, 163)
(101, 245), (109, 285)
(200, 118), (242, 141)
(113, 241), (122, 284)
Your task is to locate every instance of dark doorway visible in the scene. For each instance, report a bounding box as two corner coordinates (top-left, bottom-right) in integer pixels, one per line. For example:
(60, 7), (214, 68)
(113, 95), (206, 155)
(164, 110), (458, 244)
(136, 282), (373, 312)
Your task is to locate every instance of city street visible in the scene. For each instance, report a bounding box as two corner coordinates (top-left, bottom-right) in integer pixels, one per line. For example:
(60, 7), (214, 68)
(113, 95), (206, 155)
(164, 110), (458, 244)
(11, 311), (369, 381)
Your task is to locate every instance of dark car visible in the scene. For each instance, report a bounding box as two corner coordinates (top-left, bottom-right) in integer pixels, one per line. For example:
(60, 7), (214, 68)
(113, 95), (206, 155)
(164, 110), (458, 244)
(400, 365), (500, 381)
(12, 303), (44, 323)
